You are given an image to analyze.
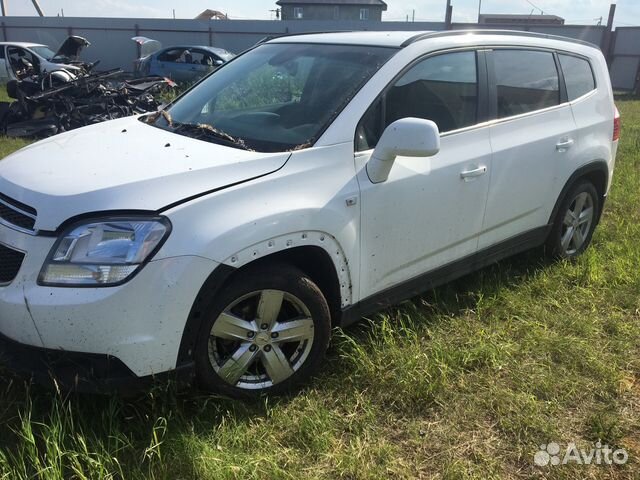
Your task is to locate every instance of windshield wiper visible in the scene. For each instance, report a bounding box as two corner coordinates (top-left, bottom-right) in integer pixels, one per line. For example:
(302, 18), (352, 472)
(171, 122), (252, 151)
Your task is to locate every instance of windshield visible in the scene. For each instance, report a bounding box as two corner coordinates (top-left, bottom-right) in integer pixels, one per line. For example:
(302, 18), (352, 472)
(153, 43), (396, 152)
(30, 46), (56, 61)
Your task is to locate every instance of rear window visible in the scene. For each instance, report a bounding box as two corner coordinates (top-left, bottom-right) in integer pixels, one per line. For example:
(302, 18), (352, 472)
(559, 54), (596, 101)
(493, 49), (560, 119)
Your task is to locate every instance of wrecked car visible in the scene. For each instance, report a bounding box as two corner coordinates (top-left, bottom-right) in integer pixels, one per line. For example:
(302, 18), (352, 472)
(132, 36), (234, 82)
(0, 36), (93, 82)
(0, 69), (175, 138)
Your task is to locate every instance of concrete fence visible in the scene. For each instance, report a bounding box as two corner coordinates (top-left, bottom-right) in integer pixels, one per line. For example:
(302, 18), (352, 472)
(610, 26), (640, 90)
(0, 16), (636, 90)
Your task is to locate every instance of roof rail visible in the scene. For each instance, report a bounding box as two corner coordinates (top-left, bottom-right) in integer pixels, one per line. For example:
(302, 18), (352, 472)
(401, 29), (599, 49)
(259, 30), (354, 45)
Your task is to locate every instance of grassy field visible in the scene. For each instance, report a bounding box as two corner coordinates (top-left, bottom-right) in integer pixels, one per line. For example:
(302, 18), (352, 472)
(0, 99), (638, 479)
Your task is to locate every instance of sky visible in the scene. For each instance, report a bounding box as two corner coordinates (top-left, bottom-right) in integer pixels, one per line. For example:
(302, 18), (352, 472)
(4, 0), (639, 27)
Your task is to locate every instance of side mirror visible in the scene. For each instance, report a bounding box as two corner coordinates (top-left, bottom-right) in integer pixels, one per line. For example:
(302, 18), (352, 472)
(366, 118), (440, 184)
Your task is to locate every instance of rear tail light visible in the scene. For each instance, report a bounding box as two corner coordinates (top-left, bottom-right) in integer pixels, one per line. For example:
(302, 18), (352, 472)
(613, 106), (621, 141)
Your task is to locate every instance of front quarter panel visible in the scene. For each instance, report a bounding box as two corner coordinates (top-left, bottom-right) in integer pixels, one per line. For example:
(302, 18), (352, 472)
(158, 143), (360, 307)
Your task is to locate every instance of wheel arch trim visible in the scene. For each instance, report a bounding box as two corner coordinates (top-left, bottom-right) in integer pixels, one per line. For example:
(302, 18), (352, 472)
(176, 231), (352, 367)
(221, 231), (352, 309)
(549, 160), (609, 226)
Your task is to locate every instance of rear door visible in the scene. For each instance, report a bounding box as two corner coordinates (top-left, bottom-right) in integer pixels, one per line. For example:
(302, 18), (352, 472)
(556, 53), (608, 176)
(479, 48), (578, 250)
(155, 48), (192, 81)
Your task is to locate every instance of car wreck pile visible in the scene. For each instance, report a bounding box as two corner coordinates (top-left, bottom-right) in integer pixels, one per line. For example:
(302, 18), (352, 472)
(0, 36), (176, 139)
(0, 69), (175, 139)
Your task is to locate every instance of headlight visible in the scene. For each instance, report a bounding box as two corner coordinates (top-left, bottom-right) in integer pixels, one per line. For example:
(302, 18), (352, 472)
(39, 217), (171, 287)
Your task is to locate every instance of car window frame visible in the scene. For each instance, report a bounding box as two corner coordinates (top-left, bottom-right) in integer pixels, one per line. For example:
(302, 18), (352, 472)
(556, 51), (597, 103)
(354, 47), (490, 153)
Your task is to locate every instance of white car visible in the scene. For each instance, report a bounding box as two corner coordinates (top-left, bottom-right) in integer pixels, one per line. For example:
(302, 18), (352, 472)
(0, 36), (90, 82)
(0, 30), (619, 397)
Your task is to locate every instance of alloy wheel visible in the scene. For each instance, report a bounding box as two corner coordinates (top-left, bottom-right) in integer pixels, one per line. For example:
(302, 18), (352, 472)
(560, 191), (594, 256)
(208, 289), (315, 390)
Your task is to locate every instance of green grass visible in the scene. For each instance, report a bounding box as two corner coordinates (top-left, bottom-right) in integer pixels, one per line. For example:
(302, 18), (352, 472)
(0, 99), (639, 479)
(0, 87), (30, 156)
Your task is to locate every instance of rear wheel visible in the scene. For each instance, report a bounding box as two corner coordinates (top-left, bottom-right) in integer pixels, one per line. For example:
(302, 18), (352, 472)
(194, 264), (331, 398)
(547, 180), (600, 258)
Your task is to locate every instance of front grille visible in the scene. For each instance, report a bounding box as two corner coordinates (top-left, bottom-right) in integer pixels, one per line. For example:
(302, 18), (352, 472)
(0, 193), (37, 232)
(0, 243), (25, 284)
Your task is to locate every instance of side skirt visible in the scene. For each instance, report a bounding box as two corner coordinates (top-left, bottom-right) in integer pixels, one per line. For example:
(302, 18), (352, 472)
(339, 225), (551, 327)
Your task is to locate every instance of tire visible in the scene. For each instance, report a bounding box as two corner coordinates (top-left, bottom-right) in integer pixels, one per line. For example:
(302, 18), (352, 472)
(194, 264), (331, 398)
(546, 180), (600, 259)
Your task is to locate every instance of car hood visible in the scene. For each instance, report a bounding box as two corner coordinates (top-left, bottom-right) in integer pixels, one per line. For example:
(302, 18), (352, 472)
(53, 35), (90, 62)
(132, 36), (162, 59)
(0, 117), (291, 231)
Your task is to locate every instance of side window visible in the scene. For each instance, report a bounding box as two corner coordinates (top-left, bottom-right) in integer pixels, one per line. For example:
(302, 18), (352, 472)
(493, 50), (559, 118)
(8, 47), (35, 65)
(356, 51), (478, 151)
(157, 49), (185, 63)
(7, 47), (39, 78)
(191, 49), (215, 66)
(559, 54), (595, 101)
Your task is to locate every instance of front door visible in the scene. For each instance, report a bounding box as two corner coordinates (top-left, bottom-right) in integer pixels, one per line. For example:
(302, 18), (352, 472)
(356, 50), (492, 299)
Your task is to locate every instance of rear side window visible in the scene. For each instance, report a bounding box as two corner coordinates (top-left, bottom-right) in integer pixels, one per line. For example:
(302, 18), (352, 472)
(356, 51), (478, 150)
(559, 54), (595, 101)
(493, 50), (560, 118)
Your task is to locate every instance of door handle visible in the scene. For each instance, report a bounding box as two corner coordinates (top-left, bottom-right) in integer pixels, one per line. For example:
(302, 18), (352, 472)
(460, 166), (487, 181)
(556, 138), (574, 151)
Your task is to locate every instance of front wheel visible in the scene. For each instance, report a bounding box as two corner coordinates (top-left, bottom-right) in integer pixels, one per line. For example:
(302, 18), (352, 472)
(547, 180), (600, 259)
(194, 264), (331, 398)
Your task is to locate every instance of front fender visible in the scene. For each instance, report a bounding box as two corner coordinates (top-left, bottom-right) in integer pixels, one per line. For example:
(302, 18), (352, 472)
(158, 142), (361, 307)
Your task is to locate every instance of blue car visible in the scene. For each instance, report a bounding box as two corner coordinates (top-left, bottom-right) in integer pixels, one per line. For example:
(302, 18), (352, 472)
(132, 37), (234, 83)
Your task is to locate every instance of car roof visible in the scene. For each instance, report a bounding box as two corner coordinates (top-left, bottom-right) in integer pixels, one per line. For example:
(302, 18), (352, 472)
(161, 45), (230, 53)
(0, 42), (47, 48)
(266, 30), (598, 50)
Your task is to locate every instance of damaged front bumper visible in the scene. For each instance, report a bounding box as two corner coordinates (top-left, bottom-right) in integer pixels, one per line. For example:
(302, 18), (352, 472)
(0, 222), (217, 393)
(0, 330), (195, 394)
